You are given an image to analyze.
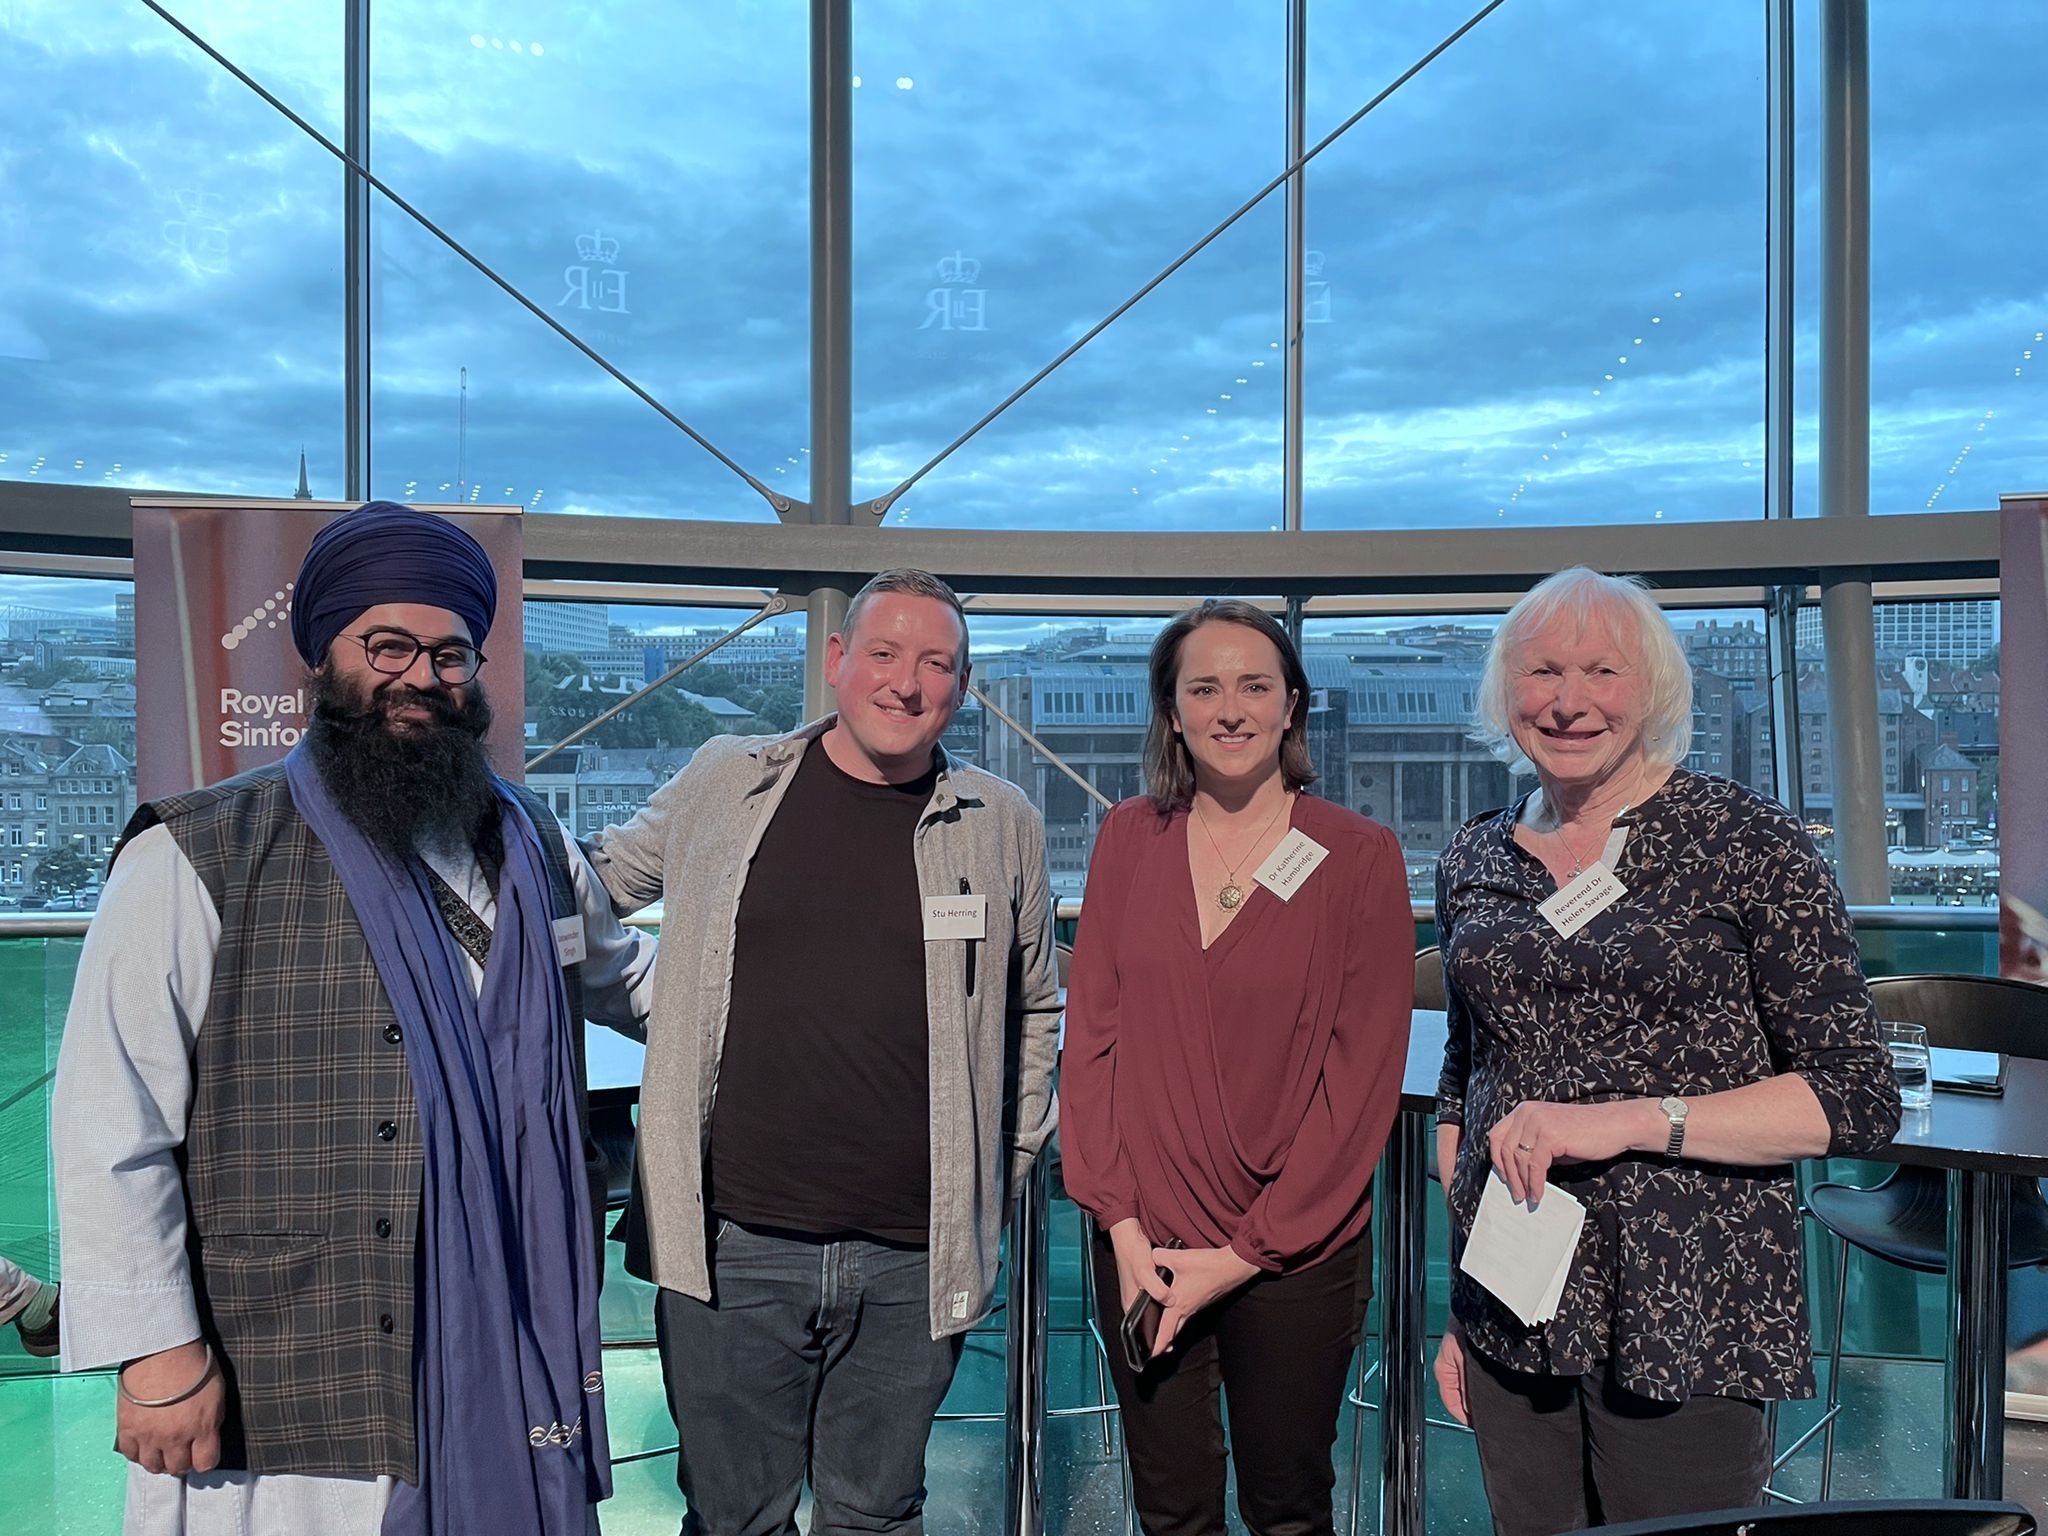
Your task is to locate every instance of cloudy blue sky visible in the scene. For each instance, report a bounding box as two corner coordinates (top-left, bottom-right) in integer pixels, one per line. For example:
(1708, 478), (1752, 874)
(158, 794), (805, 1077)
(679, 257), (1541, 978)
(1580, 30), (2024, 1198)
(1, 0), (2041, 577)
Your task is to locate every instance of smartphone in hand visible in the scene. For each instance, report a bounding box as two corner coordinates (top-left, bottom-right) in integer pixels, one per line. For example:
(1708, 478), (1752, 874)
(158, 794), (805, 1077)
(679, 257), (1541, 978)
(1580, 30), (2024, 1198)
(1117, 1239), (1184, 1373)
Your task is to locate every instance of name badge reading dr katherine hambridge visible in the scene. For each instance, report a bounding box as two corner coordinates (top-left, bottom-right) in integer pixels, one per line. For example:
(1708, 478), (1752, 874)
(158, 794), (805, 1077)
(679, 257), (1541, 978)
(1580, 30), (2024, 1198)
(1252, 829), (1330, 902)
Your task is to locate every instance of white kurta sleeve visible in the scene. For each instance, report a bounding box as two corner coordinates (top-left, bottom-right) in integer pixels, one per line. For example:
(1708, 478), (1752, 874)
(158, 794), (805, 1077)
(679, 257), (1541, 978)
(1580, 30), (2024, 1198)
(424, 819), (655, 1036)
(559, 821), (655, 1040)
(53, 823), (221, 1373)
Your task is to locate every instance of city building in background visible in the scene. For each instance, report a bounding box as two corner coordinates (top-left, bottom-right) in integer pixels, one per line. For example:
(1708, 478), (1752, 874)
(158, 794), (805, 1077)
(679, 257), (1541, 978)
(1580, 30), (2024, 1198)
(0, 594), (2005, 907)
(522, 600), (610, 656)
(0, 602), (139, 905)
(1797, 598), (1997, 665)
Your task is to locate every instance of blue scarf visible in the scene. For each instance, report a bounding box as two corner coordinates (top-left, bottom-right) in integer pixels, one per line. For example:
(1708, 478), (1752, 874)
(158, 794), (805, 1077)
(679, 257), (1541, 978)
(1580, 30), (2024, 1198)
(284, 744), (610, 1534)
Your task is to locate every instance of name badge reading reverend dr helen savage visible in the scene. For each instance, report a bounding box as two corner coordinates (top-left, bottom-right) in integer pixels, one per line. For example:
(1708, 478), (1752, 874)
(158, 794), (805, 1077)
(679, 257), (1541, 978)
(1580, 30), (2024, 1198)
(1537, 865), (1627, 940)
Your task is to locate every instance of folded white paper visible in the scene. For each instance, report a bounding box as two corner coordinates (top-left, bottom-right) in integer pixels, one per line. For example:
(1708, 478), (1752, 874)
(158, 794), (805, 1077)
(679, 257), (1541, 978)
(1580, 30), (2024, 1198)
(1458, 1171), (1587, 1326)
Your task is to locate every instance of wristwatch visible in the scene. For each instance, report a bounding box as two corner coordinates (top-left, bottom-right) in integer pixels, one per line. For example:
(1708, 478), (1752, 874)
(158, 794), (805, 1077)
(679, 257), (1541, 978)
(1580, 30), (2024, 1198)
(1658, 1096), (1689, 1158)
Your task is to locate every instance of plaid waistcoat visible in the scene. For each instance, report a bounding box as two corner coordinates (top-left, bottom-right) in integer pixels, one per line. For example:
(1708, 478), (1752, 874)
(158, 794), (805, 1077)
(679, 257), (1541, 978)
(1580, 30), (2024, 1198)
(122, 761), (584, 1481)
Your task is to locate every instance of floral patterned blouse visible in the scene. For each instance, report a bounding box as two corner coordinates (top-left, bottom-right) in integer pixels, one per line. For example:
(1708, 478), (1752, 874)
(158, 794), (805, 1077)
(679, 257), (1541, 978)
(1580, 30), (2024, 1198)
(1434, 769), (1901, 1403)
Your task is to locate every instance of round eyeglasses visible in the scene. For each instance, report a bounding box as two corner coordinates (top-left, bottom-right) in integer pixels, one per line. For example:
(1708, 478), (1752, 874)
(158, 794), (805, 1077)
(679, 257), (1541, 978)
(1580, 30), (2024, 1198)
(345, 629), (487, 684)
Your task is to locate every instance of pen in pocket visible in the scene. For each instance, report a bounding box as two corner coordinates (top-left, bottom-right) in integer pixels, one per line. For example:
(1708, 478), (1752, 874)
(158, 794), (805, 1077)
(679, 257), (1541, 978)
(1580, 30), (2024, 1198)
(960, 877), (977, 996)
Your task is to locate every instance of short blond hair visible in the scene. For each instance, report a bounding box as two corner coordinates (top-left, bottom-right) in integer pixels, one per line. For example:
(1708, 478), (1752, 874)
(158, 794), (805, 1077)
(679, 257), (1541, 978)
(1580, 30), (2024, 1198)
(1472, 567), (1694, 770)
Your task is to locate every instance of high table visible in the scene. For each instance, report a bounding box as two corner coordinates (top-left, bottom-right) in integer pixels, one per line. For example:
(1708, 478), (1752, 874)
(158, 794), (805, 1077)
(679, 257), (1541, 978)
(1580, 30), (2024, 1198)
(1376, 1009), (2048, 1535)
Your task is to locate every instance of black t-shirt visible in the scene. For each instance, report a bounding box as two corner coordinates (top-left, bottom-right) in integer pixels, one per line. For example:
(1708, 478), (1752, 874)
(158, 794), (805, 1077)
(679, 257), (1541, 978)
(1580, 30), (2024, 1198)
(706, 741), (937, 1244)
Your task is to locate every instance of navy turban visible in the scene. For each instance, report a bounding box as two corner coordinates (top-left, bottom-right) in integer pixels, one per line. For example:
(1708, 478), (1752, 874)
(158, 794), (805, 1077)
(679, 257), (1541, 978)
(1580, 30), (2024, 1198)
(290, 501), (498, 667)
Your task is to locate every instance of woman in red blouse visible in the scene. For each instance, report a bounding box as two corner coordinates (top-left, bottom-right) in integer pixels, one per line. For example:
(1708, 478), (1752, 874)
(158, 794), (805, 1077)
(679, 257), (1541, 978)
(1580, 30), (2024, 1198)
(1061, 599), (1414, 1536)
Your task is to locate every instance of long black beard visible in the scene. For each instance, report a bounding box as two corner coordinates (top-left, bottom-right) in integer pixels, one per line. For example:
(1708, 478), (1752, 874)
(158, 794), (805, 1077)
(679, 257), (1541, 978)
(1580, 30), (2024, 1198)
(306, 668), (504, 886)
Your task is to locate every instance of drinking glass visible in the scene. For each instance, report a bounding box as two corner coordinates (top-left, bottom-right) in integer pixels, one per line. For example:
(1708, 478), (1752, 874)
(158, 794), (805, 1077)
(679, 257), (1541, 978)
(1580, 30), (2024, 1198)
(1883, 1020), (1933, 1111)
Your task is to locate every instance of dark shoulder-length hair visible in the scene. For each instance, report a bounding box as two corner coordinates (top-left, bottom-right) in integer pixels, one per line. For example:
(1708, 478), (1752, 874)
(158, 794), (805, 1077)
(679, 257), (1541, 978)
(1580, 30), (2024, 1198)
(1143, 599), (1318, 812)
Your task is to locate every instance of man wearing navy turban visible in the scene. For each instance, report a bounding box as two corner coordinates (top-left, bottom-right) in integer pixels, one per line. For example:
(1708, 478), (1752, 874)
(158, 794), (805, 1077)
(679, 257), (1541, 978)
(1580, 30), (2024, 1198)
(55, 501), (656, 1536)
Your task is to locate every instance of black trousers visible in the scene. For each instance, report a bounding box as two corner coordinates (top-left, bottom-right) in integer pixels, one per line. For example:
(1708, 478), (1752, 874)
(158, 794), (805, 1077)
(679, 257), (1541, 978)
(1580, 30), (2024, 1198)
(1090, 1231), (1369, 1536)
(1462, 1344), (1772, 1536)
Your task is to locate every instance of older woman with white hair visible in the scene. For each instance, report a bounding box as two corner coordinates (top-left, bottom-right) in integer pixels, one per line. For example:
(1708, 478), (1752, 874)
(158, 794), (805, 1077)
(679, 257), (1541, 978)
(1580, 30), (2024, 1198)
(1430, 567), (1899, 1536)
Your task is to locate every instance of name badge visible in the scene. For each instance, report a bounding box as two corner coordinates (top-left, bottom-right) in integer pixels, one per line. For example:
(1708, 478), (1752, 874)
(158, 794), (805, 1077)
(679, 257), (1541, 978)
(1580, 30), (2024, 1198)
(1537, 865), (1628, 938)
(1252, 829), (1330, 902)
(924, 895), (987, 941)
(552, 915), (587, 968)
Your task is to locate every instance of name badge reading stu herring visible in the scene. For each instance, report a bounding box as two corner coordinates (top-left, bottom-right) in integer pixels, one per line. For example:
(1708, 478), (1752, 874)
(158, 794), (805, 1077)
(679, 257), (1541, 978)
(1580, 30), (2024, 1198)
(924, 895), (987, 941)
(1253, 829), (1331, 902)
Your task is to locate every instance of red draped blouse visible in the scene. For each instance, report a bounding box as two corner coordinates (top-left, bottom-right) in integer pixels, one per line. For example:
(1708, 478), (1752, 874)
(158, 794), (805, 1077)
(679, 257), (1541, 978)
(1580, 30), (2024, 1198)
(1060, 793), (1414, 1273)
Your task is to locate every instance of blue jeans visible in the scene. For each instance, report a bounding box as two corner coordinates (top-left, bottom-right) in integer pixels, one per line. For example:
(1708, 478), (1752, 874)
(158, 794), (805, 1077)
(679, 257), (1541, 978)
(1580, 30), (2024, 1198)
(655, 1221), (965, 1536)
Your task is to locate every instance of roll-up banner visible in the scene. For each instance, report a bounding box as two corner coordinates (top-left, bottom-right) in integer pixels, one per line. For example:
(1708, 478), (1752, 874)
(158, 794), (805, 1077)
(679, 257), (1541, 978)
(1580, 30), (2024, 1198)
(2003, 493), (2048, 984)
(130, 499), (526, 802)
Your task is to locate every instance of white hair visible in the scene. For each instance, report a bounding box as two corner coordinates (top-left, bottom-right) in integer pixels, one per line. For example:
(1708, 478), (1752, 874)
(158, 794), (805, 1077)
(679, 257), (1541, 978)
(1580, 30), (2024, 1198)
(1471, 567), (1695, 771)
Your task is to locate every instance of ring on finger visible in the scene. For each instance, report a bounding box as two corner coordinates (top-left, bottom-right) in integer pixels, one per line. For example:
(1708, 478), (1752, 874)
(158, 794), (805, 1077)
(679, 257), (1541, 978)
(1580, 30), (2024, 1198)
(1516, 1141), (1535, 1152)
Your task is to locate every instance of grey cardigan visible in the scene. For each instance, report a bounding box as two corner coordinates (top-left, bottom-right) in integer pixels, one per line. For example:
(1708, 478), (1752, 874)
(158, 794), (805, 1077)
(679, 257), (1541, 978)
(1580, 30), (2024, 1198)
(585, 718), (1063, 1338)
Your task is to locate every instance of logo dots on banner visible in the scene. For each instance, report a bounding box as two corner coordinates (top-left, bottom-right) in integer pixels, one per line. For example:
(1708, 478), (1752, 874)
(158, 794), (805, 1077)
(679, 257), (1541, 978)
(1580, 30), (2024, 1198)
(221, 583), (293, 651)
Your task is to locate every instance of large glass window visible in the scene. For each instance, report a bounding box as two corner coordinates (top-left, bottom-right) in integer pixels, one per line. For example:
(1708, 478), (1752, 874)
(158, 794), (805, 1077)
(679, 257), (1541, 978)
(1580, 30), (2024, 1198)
(970, 614), (1165, 895)
(0, 574), (138, 908)
(851, 3), (1285, 531)
(525, 595), (807, 1093)
(369, 3), (809, 520)
(0, 3), (344, 496)
(1792, 2), (2048, 518)
(1305, 2), (1767, 528)
(1796, 596), (2001, 903)
(1867, 3), (2046, 516)
(973, 603), (1769, 908)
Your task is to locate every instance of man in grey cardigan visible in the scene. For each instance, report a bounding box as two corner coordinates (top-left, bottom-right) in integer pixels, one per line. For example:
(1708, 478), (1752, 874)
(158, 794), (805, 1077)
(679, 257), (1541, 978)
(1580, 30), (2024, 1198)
(586, 568), (1061, 1535)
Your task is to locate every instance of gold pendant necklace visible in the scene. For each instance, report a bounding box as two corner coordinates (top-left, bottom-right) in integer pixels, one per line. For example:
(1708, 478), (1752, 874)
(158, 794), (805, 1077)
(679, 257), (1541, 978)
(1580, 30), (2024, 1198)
(1193, 793), (1291, 912)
